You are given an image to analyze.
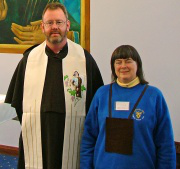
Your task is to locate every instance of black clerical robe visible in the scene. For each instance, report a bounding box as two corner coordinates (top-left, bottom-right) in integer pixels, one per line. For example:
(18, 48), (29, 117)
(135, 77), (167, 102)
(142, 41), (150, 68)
(5, 43), (103, 169)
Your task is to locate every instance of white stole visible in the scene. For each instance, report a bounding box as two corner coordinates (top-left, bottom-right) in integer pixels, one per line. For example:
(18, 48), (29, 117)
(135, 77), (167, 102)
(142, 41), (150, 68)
(22, 39), (86, 169)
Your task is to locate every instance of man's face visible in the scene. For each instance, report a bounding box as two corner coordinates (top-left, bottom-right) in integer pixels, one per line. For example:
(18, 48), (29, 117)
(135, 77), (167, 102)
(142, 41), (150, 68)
(41, 8), (70, 45)
(74, 71), (78, 77)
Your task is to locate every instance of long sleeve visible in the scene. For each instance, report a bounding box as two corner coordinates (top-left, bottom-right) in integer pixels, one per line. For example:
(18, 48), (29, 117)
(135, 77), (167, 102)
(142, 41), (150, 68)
(5, 55), (27, 123)
(154, 92), (176, 169)
(80, 92), (100, 169)
(84, 49), (104, 114)
(5, 63), (20, 104)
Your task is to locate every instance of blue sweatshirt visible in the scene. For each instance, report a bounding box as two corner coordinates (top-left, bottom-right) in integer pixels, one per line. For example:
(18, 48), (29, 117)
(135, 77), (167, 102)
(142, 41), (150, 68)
(80, 83), (176, 169)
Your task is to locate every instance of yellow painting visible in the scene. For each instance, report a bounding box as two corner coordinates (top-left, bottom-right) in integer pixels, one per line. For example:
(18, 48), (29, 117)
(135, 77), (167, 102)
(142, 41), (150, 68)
(0, 0), (90, 53)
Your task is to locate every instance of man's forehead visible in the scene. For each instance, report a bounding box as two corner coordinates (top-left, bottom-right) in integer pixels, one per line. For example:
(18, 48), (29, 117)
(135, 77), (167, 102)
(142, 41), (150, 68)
(43, 8), (66, 20)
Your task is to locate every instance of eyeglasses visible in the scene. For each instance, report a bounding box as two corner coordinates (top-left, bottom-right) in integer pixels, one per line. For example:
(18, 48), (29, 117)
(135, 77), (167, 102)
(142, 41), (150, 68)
(43, 20), (66, 28)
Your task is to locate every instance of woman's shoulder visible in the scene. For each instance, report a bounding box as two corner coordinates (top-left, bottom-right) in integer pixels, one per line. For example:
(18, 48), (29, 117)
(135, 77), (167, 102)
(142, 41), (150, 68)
(95, 83), (112, 96)
(146, 84), (164, 97)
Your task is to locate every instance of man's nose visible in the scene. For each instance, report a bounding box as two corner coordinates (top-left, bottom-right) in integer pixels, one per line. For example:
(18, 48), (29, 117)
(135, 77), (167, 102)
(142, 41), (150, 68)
(51, 22), (58, 29)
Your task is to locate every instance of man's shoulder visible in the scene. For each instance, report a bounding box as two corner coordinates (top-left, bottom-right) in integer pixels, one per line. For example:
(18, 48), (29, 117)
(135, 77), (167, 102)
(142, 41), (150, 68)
(17, 44), (40, 66)
(83, 49), (92, 58)
(83, 49), (96, 65)
(23, 44), (40, 56)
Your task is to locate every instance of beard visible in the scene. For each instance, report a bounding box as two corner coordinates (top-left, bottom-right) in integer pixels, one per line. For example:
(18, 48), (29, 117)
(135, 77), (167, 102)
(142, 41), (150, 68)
(45, 29), (67, 44)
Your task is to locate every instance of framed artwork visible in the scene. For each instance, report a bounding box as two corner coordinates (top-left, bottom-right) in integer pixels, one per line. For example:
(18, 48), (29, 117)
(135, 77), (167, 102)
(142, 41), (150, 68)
(0, 0), (90, 53)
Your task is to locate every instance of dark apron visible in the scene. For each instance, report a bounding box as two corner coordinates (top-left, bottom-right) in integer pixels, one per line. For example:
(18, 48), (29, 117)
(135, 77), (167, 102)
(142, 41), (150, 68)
(105, 83), (148, 155)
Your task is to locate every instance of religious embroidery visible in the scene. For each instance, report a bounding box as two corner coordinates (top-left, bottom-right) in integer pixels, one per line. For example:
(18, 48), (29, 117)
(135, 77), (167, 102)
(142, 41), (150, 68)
(64, 71), (86, 106)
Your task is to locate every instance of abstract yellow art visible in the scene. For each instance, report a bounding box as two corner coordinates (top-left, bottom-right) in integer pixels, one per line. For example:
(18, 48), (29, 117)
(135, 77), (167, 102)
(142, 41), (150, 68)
(0, 0), (90, 53)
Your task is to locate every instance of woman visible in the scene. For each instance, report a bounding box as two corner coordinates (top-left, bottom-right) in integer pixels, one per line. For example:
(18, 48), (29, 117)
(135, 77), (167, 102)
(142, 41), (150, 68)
(80, 45), (176, 169)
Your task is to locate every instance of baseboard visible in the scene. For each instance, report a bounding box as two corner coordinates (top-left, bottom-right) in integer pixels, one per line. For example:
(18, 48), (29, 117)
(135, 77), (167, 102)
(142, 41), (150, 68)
(0, 144), (18, 156)
(0, 142), (179, 158)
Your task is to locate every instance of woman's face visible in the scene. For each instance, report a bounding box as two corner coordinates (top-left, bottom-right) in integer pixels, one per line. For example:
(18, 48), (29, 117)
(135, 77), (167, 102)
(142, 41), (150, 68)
(114, 58), (137, 83)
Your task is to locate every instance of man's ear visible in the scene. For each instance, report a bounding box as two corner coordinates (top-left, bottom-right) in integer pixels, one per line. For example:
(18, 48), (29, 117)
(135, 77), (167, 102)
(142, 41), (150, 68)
(67, 20), (70, 31)
(41, 22), (45, 33)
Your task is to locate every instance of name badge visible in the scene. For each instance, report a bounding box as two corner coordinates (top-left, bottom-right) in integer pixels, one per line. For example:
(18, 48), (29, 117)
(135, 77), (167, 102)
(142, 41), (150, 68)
(115, 102), (129, 111)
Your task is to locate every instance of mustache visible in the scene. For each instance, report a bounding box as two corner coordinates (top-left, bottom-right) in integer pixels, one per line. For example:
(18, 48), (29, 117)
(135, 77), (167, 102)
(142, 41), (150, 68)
(50, 32), (60, 34)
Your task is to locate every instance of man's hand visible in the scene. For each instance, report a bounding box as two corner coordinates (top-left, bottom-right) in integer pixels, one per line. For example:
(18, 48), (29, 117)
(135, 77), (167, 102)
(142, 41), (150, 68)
(0, 0), (8, 21)
(11, 20), (46, 45)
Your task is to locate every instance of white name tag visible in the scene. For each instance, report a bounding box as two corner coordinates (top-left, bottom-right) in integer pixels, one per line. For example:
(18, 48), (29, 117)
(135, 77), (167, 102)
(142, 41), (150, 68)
(115, 102), (129, 111)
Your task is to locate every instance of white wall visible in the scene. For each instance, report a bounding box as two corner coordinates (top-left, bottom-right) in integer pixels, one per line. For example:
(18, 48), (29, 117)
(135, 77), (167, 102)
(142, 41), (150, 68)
(0, 54), (22, 147)
(0, 0), (179, 146)
(0, 120), (21, 147)
(0, 53), (22, 94)
(91, 0), (180, 141)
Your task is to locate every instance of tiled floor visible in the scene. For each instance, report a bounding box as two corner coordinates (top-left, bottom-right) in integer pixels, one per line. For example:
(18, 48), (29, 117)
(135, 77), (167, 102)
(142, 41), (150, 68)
(0, 154), (18, 169)
(0, 153), (179, 169)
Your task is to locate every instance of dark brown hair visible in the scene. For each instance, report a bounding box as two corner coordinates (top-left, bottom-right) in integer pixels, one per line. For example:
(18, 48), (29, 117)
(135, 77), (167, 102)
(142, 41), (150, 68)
(111, 45), (148, 84)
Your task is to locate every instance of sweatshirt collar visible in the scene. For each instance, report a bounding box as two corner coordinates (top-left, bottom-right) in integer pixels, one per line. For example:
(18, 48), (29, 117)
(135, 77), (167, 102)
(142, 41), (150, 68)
(116, 77), (140, 88)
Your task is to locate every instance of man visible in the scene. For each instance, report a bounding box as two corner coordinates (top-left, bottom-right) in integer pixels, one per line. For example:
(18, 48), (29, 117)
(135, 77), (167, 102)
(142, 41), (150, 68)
(5, 2), (103, 169)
